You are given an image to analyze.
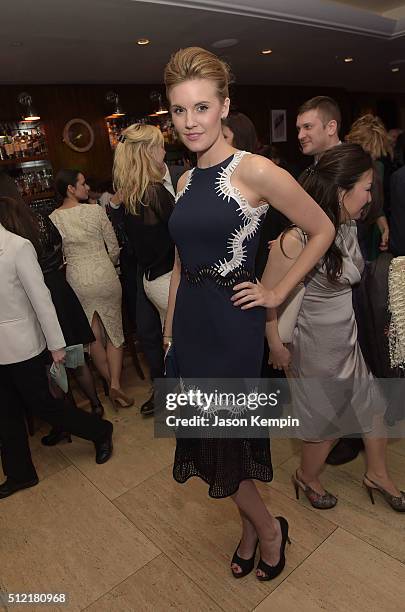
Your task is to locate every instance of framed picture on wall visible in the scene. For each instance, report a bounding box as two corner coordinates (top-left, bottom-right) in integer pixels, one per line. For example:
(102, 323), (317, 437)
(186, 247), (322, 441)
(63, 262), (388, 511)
(271, 109), (287, 142)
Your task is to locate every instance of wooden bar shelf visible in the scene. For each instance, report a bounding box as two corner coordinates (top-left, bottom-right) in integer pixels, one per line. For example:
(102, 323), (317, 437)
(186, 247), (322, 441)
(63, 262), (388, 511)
(23, 190), (55, 203)
(0, 155), (49, 167)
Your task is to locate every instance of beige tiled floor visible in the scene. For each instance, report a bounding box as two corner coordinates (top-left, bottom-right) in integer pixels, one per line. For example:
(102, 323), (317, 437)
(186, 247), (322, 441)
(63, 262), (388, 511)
(1, 360), (404, 612)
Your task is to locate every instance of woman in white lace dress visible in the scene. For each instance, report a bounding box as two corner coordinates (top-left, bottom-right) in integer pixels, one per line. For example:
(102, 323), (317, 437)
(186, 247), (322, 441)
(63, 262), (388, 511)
(51, 170), (133, 409)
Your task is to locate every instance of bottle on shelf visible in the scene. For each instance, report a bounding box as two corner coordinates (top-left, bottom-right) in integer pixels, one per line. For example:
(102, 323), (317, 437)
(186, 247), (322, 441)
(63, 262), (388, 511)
(12, 166), (54, 200)
(0, 138), (6, 161)
(3, 134), (15, 159)
(0, 122), (49, 162)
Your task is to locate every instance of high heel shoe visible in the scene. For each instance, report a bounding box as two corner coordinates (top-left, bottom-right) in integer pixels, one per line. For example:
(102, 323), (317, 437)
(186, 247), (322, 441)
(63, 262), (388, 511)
(256, 516), (290, 581)
(363, 474), (405, 512)
(91, 401), (104, 418)
(109, 387), (134, 411)
(292, 470), (337, 509)
(231, 538), (259, 578)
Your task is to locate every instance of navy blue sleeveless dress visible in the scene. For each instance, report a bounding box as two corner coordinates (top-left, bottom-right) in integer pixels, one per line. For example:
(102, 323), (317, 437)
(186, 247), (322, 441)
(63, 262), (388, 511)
(168, 151), (273, 498)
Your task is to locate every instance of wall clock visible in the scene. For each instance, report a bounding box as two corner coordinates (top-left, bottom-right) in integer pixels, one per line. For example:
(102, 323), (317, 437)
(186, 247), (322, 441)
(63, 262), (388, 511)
(63, 118), (95, 152)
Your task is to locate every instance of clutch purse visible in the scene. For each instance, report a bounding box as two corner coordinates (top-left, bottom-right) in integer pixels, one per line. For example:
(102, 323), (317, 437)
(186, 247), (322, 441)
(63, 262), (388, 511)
(277, 281), (305, 344)
(50, 362), (68, 393)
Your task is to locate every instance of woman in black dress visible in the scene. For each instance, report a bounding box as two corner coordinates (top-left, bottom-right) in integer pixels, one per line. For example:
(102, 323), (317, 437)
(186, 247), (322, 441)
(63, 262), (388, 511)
(163, 47), (335, 580)
(112, 124), (175, 416)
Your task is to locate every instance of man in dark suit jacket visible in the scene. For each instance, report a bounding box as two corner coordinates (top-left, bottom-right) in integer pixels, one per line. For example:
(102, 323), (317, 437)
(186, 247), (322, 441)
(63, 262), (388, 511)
(389, 166), (405, 257)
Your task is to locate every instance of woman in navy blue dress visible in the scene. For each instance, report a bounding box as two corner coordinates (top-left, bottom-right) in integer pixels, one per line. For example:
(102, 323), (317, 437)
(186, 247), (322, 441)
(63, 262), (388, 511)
(163, 47), (335, 580)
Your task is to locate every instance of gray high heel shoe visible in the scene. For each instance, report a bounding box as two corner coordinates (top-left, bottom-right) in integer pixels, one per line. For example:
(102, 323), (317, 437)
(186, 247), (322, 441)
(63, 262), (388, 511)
(292, 470), (337, 509)
(363, 474), (405, 512)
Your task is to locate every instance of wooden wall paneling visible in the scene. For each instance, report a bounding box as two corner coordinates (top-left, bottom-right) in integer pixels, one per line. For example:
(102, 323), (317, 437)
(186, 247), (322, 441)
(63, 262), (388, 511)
(1, 84), (403, 178)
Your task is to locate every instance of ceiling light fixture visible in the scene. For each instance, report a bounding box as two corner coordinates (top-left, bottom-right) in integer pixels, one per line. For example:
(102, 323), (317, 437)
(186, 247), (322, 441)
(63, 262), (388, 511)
(261, 49), (273, 55)
(105, 91), (125, 118)
(17, 92), (40, 121)
(137, 38), (150, 46)
(344, 57), (354, 63)
(392, 67), (400, 73)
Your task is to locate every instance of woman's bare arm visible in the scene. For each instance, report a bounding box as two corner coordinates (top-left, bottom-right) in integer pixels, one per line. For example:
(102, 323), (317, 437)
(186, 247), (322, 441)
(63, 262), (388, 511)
(162, 171), (189, 346)
(232, 157), (334, 309)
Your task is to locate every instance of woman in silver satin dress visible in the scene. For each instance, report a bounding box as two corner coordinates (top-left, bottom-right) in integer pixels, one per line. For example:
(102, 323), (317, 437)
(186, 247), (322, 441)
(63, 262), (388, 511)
(265, 144), (405, 512)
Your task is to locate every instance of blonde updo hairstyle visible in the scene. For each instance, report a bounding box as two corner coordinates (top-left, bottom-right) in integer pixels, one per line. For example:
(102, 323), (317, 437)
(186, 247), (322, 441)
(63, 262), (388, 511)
(164, 46), (231, 103)
(113, 123), (164, 215)
(345, 114), (393, 160)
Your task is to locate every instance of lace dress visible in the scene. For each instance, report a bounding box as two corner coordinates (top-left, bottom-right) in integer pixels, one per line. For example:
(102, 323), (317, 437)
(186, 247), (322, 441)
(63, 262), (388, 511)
(168, 151), (273, 498)
(50, 204), (124, 347)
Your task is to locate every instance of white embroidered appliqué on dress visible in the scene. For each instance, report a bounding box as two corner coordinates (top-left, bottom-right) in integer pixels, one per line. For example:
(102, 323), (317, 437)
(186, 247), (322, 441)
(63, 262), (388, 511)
(214, 151), (268, 276)
(175, 168), (195, 203)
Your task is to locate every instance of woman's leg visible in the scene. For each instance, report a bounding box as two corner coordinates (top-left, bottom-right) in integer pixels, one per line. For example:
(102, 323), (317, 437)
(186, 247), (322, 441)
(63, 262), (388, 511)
(363, 437), (401, 496)
(299, 440), (336, 494)
(70, 362), (101, 407)
(230, 506), (259, 575)
(106, 340), (123, 390)
(231, 480), (282, 577)
(89, 313), (111, 384)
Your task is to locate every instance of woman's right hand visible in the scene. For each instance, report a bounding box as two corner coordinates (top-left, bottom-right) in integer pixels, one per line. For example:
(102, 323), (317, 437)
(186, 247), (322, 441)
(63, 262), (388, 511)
(51, 348), (66, 366)
(268, 343), (291, 370)
(110, 190), (123, 206)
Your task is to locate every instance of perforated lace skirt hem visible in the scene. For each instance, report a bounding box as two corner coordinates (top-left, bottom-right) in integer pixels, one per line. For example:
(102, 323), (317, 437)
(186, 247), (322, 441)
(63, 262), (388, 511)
(173, 437), (273, 499)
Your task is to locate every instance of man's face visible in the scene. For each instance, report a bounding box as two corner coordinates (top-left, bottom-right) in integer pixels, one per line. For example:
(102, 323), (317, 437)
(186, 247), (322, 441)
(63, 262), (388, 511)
(296, 109), (334, 157)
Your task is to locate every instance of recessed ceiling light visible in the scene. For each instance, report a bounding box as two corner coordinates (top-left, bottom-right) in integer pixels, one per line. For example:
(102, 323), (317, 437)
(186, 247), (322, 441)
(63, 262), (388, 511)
(261, 49), (273, 55)
(212, 38), (239, 49)
(344, 57), (354, 63)
(392, 67), (400, 73)
(11, 41), (23, 47)
(137, 38), (150, 46)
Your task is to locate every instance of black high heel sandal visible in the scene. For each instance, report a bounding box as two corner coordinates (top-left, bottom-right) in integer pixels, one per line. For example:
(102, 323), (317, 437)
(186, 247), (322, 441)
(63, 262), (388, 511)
(231, 538), (259, 578)
(256, 516), (291, 581)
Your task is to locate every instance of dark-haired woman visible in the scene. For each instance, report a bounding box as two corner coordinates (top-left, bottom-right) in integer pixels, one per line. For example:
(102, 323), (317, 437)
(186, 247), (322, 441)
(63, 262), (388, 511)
(222, 112), (258, 153)
(0, 196), (113, 499)
(255, 144), (405, 512)
(50, 169), (132, 410)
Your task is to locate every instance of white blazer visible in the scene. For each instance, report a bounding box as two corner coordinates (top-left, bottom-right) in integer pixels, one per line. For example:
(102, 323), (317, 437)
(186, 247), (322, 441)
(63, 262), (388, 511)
(0, 223), (65, 365)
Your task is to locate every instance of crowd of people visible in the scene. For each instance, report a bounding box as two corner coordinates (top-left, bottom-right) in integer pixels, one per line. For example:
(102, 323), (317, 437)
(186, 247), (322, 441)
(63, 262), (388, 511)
(1, 46), (404, 583)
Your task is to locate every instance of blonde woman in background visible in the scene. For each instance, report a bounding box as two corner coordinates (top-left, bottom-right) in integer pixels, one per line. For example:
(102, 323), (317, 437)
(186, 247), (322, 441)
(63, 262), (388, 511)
(345, 114), (392, 258)
(113, 124), (175, 415)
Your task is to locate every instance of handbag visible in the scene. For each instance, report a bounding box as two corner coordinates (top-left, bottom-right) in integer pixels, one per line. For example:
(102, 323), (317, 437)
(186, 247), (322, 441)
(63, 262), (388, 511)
(277, 227), (307, 344)
(277, 281), (305, 344)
